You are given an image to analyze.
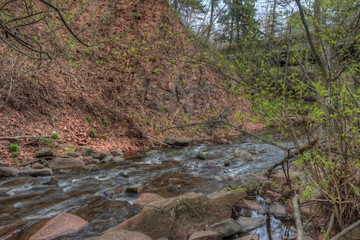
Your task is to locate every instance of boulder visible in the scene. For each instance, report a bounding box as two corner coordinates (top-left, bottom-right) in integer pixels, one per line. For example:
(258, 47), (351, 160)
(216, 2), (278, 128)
(111, 191), (246, 239)
(66, 152), (80, 158)
(237, 217), (266, 232)
(110, 150), (124, 157)
(85, 164), (99, 172)
(29, 212), (88, 240)
(32, 162), (45, 169)
(0, 167), (19, 178)
(234, 149), (254, 161)
(34, 147), (54, 158)
(18, 168), (53, 177)
(269, 202), (292, 220)
(89, 229), (152, 240)
(101, 154), (113, 163)
(78, 146), (93, 156)
(197, 152), (209, 160)
(90, 151), (102, 159)
(49, 158), (85, 171)
(112, 156), (125, 163)
(207, 218), (242, 237)
(237, 199), (262, 212)
(189, 231), (222, 240)
(164, 137), (190, 147)
(134, 193), (164, 206)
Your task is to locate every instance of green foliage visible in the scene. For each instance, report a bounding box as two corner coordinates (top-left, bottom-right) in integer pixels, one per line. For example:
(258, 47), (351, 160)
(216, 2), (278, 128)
(11, 151), (20, 158)
(51, 132), (60, 140)
(86, 115), (94, 124)
(39, 137), (55, 148)
(89, 128), (96, 138)
(9, 143), (19, 152)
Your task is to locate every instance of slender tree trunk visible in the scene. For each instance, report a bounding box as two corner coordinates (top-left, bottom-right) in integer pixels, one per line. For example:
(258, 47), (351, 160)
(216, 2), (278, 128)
(205, 0), (216, 44)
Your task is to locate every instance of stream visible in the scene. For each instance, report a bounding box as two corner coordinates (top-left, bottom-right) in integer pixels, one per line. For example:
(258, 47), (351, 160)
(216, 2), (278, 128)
(0, 133), (298, 239)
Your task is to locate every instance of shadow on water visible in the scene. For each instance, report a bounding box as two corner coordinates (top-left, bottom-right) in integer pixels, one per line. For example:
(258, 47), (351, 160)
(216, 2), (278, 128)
(0, 132), (296, 239)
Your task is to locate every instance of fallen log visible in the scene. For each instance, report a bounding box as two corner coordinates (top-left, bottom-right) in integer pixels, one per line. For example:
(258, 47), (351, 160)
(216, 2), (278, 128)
(0, 135), (52, 141)
(330, 220), (360, 240)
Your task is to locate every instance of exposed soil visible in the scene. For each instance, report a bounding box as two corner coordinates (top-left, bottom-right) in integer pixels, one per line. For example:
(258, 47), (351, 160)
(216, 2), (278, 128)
(0, 0), (262, 165)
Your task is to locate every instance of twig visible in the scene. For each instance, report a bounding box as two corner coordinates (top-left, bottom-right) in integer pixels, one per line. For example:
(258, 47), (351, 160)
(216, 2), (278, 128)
(145, 134), (172, 148)
(330, 220), (360, 240)
(267, 138), (318, 178)
(292, 193), (304, 240)
(324, 211), (335, 240)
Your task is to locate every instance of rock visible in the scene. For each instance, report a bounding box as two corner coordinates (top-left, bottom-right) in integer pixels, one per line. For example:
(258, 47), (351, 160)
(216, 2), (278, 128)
(110, 150), (124, 157)
(207, 218), (242, 237)
(118, 171), (129, 178)
(0, 167), (19, 178)
(236, 234), (259, 240)
(89, 229), (152, 240)
(112, 156), (125, 163)
(114, 185), (125, 195)
(81, 156), (93, 165)
(32, 162), (45, 169)
(264, 190), (283, 201)
(18, 168), (53, 177)
(125, 184), (144, 194)
(197, 152), (209, 160)
(224, 160), (231, 167)
(233, 174), (270, 193)
(85, 164), (99, 172)
(78, 146), (93, 156)
(237, 217), (266, 232)
(34, 147), (54, 158)
(66, 152), (80, 158)
(101, 154), (113, 163)
(189, 231), (222, 240)
(238, 200), (262, 212)
(111, 191), (246, 239)
(134, 193), (164, 206)
(234, 149), (254, 161)
(43, 177), (59, 185)
(49, 158), (85, 171)
(90, 151), (102, 159)
(29, 212), (88, 240)
(269, 202), (292, 220)
(164, 137), (190, 147)
(91, 158), (100, 164)
(0, 159), (6, 166)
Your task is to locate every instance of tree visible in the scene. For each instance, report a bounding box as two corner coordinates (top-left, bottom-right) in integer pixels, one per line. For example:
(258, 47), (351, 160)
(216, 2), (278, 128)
(0, 0), (87, 60)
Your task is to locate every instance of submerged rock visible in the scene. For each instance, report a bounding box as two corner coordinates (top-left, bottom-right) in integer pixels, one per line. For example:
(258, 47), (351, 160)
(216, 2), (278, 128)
(29, 212), (88, 240)
(234, 149), (254, 161)
(125, 183), (144, 194)
(269, 202), (292, 220)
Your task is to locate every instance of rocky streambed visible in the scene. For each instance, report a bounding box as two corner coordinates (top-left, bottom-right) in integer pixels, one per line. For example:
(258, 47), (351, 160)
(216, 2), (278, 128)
(0, 134), (302, 240)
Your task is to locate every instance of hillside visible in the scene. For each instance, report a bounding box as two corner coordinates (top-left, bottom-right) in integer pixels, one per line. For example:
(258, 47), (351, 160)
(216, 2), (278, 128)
(0, 0), (261, 164)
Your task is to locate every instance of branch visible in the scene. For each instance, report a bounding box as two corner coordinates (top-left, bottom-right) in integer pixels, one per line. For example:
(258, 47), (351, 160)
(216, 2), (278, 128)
(330, 220), (360, 240)
(292, 194), (304, 240)
(0, 135), (51, 141)
(39, 0), (88, 47)
(267, 138), (318, 178)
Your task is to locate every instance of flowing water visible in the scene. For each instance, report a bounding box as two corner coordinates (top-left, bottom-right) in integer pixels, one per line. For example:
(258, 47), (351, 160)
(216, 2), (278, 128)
(0, 133), (298, 239)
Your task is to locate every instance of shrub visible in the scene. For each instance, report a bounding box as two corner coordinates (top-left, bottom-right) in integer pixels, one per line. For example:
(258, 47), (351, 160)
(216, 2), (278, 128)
(89, 128), (96, 138)
(9, 143), (19, 152)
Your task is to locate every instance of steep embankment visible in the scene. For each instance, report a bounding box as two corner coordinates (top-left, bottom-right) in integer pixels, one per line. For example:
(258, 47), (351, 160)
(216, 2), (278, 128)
(0, 0), (261, 164)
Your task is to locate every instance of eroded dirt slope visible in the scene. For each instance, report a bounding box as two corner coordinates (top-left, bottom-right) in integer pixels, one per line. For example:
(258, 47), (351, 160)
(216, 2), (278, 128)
(0, 0), (261, 164)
